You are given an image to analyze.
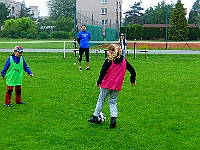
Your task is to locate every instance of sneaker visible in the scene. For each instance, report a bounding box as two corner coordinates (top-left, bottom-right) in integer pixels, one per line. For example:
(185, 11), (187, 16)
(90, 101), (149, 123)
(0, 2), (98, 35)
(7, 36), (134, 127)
(88, 116), (100, 124)
(16, 102), (26, 104)
(4, 104), (12, 107)
(79, 67), (82, 71)
(86, 67), (91, 70)
(110, 117), (116, 128)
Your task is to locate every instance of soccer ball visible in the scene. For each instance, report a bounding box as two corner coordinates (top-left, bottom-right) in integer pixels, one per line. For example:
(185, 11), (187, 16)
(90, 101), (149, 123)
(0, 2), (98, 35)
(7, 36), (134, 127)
(98, 112), (106, 123)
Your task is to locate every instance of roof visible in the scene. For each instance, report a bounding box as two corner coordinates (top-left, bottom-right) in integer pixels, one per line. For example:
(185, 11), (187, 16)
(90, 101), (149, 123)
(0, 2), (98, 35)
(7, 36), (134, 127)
(143, 24), (196, 28)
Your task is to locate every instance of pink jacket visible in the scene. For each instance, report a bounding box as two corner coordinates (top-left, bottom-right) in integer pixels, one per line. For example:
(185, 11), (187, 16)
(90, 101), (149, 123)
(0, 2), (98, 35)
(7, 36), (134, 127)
(100, 58), (126, 91)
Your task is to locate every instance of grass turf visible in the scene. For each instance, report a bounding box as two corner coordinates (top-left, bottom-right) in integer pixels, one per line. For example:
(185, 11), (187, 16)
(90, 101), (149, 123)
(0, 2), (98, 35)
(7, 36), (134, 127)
(0, 52), (200, 149)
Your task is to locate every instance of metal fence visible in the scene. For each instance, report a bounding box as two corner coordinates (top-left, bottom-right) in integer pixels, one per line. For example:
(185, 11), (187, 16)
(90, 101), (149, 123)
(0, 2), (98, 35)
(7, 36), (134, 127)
(76, 11), (117, 41)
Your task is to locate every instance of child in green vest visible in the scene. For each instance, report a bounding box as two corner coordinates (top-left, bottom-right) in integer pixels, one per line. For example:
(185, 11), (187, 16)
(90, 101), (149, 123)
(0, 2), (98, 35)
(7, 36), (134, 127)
(1, 46), (34, 107)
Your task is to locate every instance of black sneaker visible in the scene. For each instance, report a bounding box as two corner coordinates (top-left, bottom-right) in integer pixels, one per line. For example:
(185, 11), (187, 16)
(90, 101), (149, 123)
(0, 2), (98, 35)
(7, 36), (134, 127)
(4, 104), (12, 107)
(16, 102), (26, 104)
(110, 117), (116, 128)
(86, 67), (91, 70)
(79, 67), (82, 71)
(88, 116), (100, 124)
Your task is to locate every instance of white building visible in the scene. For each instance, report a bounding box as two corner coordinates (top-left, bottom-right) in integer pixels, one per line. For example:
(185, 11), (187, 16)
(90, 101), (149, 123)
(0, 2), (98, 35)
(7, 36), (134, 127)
(29, 6), (39, 21)
(0, 0), (21, 18)
(76, 0), (122, 30)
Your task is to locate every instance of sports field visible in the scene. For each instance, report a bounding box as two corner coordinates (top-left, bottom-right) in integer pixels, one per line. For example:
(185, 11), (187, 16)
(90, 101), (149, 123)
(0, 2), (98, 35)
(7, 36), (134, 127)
(0, 52), (199, 149)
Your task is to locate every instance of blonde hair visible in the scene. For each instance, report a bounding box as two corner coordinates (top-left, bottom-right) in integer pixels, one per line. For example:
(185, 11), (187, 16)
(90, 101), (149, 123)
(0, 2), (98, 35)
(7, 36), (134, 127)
(107, 44), (122, 61)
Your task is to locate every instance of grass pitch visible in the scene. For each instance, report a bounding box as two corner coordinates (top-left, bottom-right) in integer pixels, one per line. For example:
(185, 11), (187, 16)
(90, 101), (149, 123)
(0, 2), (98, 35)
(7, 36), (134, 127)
(0, 52), (200, 149)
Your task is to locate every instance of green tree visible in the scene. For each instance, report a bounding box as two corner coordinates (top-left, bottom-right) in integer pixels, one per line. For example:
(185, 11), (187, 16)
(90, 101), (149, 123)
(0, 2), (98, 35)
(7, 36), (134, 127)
(188, 10), (198, 24)
(169, 0), (189, 41)
(19, 1), (34, 18)
(4, 19), (19, 38)
(4, 17), (37, 38)
(0, 2), (10, 26)
(188, 0), (200, 25)
(144, 0), (174, 24)
(55, 17), (73, 31)
(123, 1), (144, 25)
(37, 18), (55, 33)
(47, 0), (75, 20)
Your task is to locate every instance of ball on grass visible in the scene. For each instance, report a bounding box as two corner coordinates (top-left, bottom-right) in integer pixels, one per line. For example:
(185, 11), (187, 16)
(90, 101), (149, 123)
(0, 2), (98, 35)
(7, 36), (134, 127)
(98, 112), (106, 123)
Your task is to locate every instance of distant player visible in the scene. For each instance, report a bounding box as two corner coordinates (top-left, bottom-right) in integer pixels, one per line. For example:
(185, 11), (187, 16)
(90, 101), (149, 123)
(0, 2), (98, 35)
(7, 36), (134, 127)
(119, 33), (127, 57)
(77, 24), (91, 71)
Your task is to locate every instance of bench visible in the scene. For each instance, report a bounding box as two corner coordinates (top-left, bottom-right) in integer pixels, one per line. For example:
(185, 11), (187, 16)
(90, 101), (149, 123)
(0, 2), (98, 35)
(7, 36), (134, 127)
(126, 50), (132, 58)
(139, 50), (148, 59)
(73, 49), (79, 57)
(73, 49), (99, 58)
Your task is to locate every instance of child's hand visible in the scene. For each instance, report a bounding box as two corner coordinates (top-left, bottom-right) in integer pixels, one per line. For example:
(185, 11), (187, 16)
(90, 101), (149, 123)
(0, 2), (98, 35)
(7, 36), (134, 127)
(131, 82), (136, 86)
(95, 83), (99, 87)
(30, 74), (34, 77)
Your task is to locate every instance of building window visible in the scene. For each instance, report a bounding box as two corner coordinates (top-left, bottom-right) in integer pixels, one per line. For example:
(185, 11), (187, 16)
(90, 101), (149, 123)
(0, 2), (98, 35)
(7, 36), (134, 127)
(101, 8), (107, 15)
(102, 19), (108, 26)
(101, 0), (107, 3)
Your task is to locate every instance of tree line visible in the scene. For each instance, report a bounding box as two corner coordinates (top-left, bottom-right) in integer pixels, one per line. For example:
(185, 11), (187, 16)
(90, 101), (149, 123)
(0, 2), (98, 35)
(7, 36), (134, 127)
(0, 0), (200, 41)
(123, 0), (200, 41)
(0, 0), (75, 39)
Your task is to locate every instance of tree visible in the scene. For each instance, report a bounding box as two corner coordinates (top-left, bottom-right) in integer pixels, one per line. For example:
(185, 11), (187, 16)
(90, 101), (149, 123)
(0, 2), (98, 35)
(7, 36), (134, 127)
(188, 0), (200, 25)
(55, 17), (73, 31)
(47, 0), (75, 20)
(19, 0), (34, 18)
(4, 17), (37, 38)
(144, 0), (174, 24)
(168, 0), (189, 41)
(123, 1), (144, 25)
(0, 2), (10, 26)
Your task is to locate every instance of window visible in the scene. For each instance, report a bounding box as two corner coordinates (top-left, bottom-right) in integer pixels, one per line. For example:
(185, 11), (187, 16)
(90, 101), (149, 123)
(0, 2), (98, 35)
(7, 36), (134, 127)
(101, 20), (108, 26)
(101, 8), (107, 15)
(101, 0), (107, 3)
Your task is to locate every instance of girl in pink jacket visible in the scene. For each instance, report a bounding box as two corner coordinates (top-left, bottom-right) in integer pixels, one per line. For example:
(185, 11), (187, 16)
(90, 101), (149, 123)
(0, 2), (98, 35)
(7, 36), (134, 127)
(88, 44), (136, 128)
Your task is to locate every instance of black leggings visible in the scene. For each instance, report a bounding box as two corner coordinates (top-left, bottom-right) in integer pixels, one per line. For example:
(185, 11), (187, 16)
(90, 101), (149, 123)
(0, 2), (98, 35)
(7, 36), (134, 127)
(78, 48), (89, 62)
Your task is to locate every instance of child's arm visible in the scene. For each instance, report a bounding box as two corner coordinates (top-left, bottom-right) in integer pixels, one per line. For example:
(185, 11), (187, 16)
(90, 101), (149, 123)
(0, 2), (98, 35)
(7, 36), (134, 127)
(23, 58), (34, 77)
(126, 60), (136, 86)
(1, 57), (10, 79)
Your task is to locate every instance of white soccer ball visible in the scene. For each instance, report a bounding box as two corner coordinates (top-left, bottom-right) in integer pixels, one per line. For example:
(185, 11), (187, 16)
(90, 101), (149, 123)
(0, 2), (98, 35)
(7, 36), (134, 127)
(98, 112), (106, 123)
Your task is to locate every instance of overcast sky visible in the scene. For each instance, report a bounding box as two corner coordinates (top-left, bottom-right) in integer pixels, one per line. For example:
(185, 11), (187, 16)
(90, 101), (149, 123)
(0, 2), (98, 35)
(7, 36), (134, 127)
(15, 0), (194, 17)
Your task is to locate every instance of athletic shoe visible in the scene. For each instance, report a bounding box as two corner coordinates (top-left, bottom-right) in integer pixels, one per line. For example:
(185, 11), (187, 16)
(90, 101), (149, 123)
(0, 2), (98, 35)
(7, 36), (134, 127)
(79, 67), (82, 71)
(110, 117), (116, 128)
(88, 116), (100, 124)
(86, 67), (91, 70)
(16, 102), (26, 104)
(4, 104), (12, 107)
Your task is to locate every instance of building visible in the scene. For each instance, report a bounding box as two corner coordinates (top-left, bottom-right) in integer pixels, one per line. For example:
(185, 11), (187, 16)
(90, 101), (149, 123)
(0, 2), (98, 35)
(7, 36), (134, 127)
(76, 0), (122, 32)
(28, 6), (39, 21)
(0, 0), (21, 18)
(0, 0), (39, 21)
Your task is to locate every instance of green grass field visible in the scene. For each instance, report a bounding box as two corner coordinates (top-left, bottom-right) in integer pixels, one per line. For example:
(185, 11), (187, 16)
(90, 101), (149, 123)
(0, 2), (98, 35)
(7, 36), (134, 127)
(0, 52), (200, 149)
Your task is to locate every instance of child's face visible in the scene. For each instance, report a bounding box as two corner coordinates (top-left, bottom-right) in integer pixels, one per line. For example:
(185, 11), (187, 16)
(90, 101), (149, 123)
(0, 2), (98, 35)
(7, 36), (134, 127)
(108, 49), (115, 55)
(81, 26), (86, 31)
(14, 51), (23, 57)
